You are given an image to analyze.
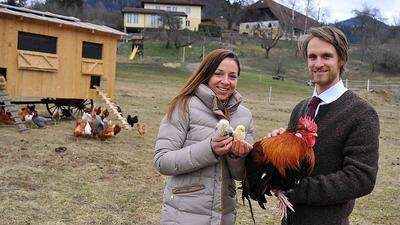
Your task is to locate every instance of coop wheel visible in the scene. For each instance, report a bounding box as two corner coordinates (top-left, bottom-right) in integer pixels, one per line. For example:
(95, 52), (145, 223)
(46, 98), (70, 117)
(69, 99), (94, 119)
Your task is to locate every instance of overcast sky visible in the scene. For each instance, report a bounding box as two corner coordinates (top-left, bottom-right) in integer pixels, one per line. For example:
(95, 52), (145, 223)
(26, 0), (400, 25)
(276, 0), (400, 25)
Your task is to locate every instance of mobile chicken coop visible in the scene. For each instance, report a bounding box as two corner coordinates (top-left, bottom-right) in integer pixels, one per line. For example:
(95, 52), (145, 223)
(0, 4), (126, 117)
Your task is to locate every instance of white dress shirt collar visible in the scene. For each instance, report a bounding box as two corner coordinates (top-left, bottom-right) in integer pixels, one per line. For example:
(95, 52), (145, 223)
(311, 80), (348, 117)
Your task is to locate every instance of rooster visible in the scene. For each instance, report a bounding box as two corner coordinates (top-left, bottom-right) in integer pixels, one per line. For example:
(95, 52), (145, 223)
(127, 114), (138, 127)
(242, 116), (318, 222)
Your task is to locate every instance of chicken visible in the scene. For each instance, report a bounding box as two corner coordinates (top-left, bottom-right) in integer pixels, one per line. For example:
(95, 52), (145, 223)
(242, 116), (318, 222)
(91, 115), (105, 135)
(24, 114), (35, 128)
(96, 123), (122, 140)
(0, 107), (12, 125)
(95, 106), (102, 116)
(84, 121), (92, 136)
(233, 125), (246, 141)
(136, 123), (147, 137)
(73, 119), (85, 140)
(127, 114), (138, 127)
(101, 109), (109, 120)
(18, 107), (30, 120)
(31, 112), (51, 128)
(52, 108), (61, 125)
(215, 119), (233, 137)
(0, 76), (6, 90)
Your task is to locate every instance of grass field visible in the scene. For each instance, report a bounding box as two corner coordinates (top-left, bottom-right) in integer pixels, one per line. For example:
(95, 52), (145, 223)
(0, 40), (399, 225)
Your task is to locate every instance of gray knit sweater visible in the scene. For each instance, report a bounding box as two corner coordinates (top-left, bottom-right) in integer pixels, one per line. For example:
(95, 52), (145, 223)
(284, 90), (380, 225)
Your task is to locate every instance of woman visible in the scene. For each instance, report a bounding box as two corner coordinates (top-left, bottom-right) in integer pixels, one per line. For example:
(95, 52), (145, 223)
(154, 49), (254, 225)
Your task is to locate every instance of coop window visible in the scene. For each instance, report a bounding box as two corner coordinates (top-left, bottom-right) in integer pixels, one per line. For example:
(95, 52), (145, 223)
(0, 68), (6, 80)
(17, 31), (57, 54)
(82, 42), (103, 60)
(90, 75), (101, 89)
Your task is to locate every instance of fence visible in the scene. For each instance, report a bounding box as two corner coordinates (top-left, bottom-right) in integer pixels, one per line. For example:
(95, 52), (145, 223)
(343, 79), (400, 92)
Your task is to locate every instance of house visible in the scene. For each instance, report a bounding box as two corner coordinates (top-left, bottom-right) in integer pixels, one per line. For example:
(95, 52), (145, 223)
(122, 7), (187, 33)
(122, 0), (203, 33)
(240, 0), (319, 38)
(0, 3), (126, 100)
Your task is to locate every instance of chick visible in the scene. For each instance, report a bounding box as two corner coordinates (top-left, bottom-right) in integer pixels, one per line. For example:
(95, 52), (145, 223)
(216, 119), (234, 137)
(233, 125), (246, 141)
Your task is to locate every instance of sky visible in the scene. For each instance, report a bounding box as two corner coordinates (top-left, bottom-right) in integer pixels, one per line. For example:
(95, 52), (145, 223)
(276, 0), (400, 25)
(26, 0), (400, 25)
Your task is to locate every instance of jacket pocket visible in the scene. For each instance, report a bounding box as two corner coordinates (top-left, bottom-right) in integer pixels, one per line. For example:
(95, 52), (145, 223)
(172, 184), (205, 194)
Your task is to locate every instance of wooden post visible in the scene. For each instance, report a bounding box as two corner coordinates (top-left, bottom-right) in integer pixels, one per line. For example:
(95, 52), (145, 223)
(367, 79), (370, 91)
(345, 79), (348, 89)
(268, 86), (272, 103)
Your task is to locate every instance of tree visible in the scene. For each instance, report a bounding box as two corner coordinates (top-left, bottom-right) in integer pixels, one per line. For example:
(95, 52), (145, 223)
(222, 0), (252, 30)
(252, 22), (283, 58)
(160, 13), (192, 50)
(2, 0), (26, 6)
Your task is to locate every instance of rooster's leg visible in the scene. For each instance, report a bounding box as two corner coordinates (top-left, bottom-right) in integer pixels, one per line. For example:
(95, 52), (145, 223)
(274, 190), (294, 220)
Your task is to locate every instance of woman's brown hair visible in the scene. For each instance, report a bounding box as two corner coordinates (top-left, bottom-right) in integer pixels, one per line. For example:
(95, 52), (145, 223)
(166, 49), (240, 121)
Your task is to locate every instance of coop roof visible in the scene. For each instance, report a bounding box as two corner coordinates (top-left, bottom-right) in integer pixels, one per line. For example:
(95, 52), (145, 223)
(0, 4), (126, 37)
(122, 7), (187, 17)
(141, 0), (204, 7)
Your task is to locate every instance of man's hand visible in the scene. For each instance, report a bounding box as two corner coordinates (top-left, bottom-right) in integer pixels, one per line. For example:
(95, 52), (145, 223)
(266, 127), (286, 138)
(211, 136), (233, 156)
(230, 140), (253, 157)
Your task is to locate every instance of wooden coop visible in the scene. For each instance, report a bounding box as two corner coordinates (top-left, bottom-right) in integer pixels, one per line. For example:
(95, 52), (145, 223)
(0, 4), (126, 118)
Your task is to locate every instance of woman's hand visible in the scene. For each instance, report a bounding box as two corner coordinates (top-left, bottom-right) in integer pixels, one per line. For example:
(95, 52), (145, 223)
(230, 140), (253, 157)
(211, 136), (233, 156)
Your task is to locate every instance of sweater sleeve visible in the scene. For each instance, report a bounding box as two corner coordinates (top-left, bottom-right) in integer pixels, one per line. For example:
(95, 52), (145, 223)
(154, 108), (219, 176)
(226, 116), (255, 180)
(288, 107), (380, 206)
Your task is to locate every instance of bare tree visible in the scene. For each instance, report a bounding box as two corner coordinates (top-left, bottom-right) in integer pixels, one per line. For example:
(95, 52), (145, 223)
(353, 6), (388, 71)
(222, 0), (252, 30)
(252, 23), (283, 58)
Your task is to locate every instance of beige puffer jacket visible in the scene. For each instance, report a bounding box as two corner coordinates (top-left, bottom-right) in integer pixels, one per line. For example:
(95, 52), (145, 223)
(154, 84), (254, 225)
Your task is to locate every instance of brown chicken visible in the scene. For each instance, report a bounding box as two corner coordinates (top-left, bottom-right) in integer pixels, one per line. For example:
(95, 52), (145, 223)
(18, 107), (31, 120)
(73, 119), (85, 141)
(242, 116), (318, 222)
(136, 123), (147, 137)
(0, 107), (12, 125)
(0, 76), (6, 90)
(96, 123), (122, 140)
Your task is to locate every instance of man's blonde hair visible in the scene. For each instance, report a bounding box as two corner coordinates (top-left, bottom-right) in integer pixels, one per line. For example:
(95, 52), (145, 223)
(298, 26), (349, 76)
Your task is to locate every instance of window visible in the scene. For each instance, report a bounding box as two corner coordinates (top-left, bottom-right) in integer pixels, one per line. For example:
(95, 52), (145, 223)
(82, 41), (103, 60)
(185, 7), (191, 15)
(18, 31), (57, 54)
(155, 5), (160, 9)
(166, 6), (171, 11)
(127, 13), (139, 24)
(151, 15), (161, 26)
(90, 76), (101, 89)
(172, 6), (177, 12)
(186, 20), (190, 27)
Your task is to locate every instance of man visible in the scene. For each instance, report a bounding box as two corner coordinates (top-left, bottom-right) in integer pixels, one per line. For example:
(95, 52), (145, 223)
(269, 26), (380, 225)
